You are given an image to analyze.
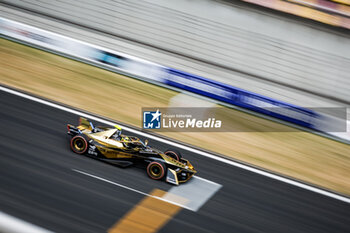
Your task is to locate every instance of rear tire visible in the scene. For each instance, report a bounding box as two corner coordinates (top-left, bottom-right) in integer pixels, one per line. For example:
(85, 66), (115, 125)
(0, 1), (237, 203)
(70, 135), (88, 154)
(164, 149), (182, 161)
(147, 161), (166, 180)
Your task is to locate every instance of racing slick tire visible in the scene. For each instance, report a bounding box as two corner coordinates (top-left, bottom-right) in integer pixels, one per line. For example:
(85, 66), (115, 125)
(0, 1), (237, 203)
(164, 149), (182, 161)
(70, 135), (88, 154)
(147, 161), (166, 180)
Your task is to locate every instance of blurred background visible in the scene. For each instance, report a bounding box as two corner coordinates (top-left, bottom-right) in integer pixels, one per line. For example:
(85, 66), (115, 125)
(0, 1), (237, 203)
(0, 0), (350, 232)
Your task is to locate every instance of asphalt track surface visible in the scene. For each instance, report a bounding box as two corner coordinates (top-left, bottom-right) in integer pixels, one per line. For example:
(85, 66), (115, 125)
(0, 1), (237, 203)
(0, 90), (350, 233)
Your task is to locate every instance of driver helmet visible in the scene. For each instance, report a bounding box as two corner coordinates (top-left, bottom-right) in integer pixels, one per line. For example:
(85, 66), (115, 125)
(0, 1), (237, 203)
(114, 125), (122, 138)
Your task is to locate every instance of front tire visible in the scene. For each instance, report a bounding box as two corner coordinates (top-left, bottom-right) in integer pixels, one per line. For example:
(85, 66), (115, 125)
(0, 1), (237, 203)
(164, 149), (182, 161)
(147, 161), (166, 180)
(70, 135), (88, 154)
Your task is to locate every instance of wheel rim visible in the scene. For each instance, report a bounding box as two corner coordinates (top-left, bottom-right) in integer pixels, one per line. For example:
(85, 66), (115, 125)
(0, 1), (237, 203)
(150, 164), (162, 177)
(74, 138), (85, 151)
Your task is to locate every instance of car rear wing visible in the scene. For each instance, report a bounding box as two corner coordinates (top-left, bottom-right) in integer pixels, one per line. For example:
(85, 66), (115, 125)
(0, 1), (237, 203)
(79, 117), (94, 130)
(67, 117), (94, 136)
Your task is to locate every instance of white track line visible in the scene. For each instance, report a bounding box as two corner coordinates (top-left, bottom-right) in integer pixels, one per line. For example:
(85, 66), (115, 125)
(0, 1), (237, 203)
(1, 85), (350, 204)
(73, 169), (191, 210)
(73, 169), (221, 212)
(163, 177), (222, 211)
(0, 211), (53, 233)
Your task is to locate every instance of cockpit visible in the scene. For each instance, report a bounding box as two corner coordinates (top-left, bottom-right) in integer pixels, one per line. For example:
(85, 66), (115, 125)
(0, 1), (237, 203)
(111, 130), (122, 140)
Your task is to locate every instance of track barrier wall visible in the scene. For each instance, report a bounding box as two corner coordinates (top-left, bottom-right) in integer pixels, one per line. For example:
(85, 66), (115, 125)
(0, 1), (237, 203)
(1, 17), (347, 137)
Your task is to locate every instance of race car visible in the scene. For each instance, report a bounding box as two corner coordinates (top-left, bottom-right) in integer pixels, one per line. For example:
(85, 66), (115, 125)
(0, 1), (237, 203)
(67, 117), (197, 185)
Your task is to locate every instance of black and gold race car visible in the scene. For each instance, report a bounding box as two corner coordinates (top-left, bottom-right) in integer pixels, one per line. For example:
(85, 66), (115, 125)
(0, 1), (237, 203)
(67, 117), (196, 185)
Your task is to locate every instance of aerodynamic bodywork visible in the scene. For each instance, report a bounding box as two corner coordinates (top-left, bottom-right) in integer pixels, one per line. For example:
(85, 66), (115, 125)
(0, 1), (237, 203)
(67, 117), (197, 185)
